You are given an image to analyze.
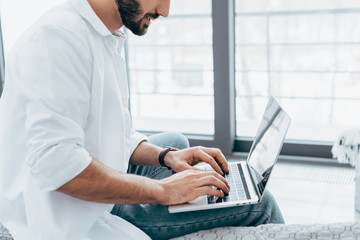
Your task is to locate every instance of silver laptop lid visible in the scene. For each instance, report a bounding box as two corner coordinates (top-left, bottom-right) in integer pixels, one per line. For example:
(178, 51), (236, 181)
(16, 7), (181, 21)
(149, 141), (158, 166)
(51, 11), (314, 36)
(246, 96), (291, 199)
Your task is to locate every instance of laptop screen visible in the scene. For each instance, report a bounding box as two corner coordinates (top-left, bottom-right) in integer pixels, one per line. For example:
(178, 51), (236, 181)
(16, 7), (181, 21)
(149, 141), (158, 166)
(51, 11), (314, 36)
(246, 96), (291, 197)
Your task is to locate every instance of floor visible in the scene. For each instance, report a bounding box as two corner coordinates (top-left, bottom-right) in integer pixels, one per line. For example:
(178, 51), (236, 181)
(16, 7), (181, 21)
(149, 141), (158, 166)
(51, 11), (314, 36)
(266, 161), (359, 224)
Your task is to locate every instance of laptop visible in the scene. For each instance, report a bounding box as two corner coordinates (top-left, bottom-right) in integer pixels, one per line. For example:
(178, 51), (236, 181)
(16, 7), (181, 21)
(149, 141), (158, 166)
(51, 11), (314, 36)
(169, 96), (291, 213)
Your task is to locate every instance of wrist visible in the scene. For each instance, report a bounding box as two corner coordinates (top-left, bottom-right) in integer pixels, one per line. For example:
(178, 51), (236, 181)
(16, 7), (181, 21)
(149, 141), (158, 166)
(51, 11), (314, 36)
(154, 179), (170, 205)
(158, 146), (178, 170)
(163, 151), (176, 169)
(147, 178), (167, 204)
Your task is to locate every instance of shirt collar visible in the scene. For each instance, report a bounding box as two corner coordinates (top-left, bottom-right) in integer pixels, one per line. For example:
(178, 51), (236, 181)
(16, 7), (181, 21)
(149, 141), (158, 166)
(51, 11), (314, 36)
(71, 0), (126, 40)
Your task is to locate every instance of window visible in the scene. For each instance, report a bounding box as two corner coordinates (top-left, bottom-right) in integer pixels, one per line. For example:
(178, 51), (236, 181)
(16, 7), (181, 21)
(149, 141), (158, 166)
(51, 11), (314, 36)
(235, 0), (360, 143)
(2, 0), (356, 160)
(127, 0), (214, 135)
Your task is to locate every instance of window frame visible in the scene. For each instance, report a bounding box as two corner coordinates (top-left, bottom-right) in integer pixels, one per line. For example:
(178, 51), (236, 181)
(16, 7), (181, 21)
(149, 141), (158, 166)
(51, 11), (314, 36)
(0, 15), (5, 97)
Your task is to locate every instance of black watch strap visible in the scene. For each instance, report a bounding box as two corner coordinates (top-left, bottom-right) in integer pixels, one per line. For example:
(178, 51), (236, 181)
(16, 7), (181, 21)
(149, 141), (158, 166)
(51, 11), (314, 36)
(158, 146), (178, 170)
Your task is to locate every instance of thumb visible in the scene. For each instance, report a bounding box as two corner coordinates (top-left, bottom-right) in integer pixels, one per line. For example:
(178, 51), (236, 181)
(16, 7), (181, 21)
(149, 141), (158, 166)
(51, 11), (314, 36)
(174, 163), (202, 173)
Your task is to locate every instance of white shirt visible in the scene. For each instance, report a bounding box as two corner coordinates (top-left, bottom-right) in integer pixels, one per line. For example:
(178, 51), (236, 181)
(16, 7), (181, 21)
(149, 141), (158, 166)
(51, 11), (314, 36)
(0, 0), (150, 239)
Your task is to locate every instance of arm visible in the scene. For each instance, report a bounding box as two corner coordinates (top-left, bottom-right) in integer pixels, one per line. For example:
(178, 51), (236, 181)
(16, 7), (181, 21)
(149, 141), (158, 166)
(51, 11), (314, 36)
(57, 157), (230, 205)
(130, 141), (230, 175)
(57, 141), (230, 205)
(57, 132), (231, 205)
(57, 158), (162, 204)
(129, 141), (163, 168)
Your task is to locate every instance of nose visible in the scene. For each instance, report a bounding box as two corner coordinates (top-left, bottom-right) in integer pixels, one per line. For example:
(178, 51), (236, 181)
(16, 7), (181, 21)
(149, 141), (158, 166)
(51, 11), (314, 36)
(157, 0), (170, 18)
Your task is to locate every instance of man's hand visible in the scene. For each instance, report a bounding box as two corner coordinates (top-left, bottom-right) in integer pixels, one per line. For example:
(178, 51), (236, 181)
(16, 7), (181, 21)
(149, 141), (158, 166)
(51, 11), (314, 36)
(158, 169), (230, 205)
(128, 143), (231, 206)
(164, 146), (229, 175)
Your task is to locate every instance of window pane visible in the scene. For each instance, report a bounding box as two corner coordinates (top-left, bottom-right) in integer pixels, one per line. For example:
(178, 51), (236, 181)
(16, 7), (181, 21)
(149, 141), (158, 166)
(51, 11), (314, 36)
(236, 0), (360, 13)
(235, 1), (360, 142)
(128, 2), (214, 134)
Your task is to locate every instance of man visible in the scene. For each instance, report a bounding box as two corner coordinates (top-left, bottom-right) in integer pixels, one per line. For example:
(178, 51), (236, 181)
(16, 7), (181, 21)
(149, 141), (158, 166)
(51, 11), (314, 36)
(0, 0), (284, 239)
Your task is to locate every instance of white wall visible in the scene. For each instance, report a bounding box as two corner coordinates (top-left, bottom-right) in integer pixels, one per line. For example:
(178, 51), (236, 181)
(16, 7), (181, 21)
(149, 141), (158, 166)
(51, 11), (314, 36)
(0, 0), (67, 55)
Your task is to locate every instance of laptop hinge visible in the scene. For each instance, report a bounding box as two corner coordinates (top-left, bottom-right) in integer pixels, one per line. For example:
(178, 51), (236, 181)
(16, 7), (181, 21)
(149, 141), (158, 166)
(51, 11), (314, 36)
(246, 164), (262, 200)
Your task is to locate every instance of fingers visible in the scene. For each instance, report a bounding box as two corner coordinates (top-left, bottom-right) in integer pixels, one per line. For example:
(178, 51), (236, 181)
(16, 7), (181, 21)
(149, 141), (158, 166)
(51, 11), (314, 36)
(175, 160), (205, 173)
(161, 170), (230, 205)
(194, 149), (223, 175)
(193, 147), (229, 174)
(197, 171), (230, 194)
(197, 186), (225, 198)
(202, 147), (229, 174)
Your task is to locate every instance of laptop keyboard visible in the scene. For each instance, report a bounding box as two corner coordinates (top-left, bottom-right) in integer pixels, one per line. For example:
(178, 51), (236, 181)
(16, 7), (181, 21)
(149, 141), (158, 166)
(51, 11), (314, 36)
(207, 164), (248, 204)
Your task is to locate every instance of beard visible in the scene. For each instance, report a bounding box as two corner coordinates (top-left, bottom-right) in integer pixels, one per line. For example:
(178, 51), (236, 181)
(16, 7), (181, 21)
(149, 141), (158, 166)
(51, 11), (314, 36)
(115, 0), (158, 36)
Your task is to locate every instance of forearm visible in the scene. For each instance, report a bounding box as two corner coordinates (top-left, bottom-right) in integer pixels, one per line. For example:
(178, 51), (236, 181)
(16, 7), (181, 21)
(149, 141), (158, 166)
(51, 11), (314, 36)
(57, 158), (166, 205)
(129, 141), (164, 167)
(57, 151), (230, 206)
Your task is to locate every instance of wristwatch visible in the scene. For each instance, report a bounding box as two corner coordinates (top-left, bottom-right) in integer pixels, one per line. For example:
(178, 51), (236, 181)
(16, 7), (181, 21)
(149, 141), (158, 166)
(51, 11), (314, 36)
(158, 146), (179, 170)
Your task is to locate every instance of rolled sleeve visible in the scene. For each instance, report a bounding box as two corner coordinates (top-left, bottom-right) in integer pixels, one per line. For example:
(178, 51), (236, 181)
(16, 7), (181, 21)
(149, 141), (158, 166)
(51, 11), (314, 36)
(11, 25), (93, 191)
(25, 99), (92, 191)
(30, 143), (92, 192)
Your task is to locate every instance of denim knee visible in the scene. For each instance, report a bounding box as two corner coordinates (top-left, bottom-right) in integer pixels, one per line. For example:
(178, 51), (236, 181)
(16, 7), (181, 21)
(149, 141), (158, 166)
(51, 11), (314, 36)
(167, 131), (189, 150)
(257, 190), (285, 224)
(148, 131), (190, 150)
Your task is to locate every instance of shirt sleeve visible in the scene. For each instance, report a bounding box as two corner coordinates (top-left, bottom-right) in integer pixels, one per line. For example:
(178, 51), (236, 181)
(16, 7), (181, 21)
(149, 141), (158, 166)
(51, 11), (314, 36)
(9, 25), (93, 192)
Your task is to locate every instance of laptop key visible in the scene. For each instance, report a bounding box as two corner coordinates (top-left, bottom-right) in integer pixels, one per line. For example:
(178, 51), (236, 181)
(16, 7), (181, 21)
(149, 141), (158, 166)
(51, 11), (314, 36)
(205, 164), (247, 203)
(207, 195), (216, 204)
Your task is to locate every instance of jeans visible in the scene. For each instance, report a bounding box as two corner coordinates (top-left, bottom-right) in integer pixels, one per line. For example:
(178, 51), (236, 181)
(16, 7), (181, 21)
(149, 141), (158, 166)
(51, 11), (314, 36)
(111, 132), (284, 239)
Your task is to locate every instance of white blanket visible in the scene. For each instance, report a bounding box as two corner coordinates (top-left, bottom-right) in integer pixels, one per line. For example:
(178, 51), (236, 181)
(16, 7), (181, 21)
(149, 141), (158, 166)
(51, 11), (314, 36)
(173, 222), (360, 240)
